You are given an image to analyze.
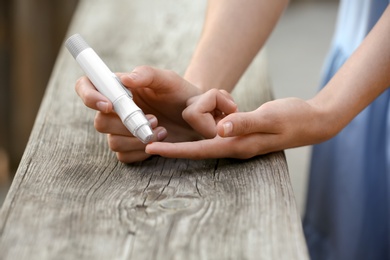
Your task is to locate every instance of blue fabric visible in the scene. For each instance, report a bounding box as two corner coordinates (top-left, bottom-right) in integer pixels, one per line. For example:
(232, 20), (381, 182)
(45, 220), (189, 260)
(303, 1), (390, 259)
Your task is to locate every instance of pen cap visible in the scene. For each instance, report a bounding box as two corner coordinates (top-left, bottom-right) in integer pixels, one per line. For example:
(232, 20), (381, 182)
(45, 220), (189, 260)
(114, 95), (154, 144)
(65, 34), (90, 59)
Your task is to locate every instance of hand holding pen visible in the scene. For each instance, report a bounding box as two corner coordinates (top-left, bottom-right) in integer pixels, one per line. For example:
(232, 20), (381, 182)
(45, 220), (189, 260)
(66, 34), (154, 144)
(68, 35), (203, 162)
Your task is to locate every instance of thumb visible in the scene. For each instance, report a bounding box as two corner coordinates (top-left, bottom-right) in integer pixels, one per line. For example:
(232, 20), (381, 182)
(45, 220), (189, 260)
(120, 66), (189, 92)
(216, 110), (275, 137)
(119, 66), (165, 90)
(119, 66), (199, 100)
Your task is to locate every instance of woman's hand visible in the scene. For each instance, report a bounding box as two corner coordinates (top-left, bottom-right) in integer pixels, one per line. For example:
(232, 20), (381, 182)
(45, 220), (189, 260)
(75, 66), (202, 163)
(146, 98), (339, 159)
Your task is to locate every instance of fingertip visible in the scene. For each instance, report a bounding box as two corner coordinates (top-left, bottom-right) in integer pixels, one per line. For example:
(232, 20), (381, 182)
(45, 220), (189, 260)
(119, 74), (135, 87)
(120, 67), (143, 85)
(146, 115), (158, 128)
(156, 127), (168, 141)
(222, 98), (238, 114)
(217, 121), (233, 137)
(217, 112), (239, 137)
(121, 66), (154, 88)
(230, 101), (239, 113)
(126, 70), (139, 81)
(216, 91), (238, 115)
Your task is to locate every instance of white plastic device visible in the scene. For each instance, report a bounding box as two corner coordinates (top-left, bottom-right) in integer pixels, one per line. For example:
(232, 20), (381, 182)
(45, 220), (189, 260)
(65, 34), (154, 144)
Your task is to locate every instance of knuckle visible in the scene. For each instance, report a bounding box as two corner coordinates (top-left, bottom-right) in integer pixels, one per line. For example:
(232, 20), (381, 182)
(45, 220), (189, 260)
(209, 88), (219, 93)
(182, 107), (196, 122)
(75, 76), (84, 89)
(207, 88), (220, 97)
(83, 95), (95, 108)
(75, 77), (96, 107)
(235, 116), (255, 134)
(107, 134), (121, 151)
(94, 112), (107, 132)
(165, 69), (178, 77)
(220, 89), (230, 96)
(75, 76), (88, 92)
(135, 65), (152, 72)
(116, 152), (149, 164)
(186, 96), (197, 106)
(116, 152), (132, 164)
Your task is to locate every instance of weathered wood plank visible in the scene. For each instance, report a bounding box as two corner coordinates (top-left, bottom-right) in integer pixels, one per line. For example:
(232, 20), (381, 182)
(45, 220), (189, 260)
(0, 0), (308, 259)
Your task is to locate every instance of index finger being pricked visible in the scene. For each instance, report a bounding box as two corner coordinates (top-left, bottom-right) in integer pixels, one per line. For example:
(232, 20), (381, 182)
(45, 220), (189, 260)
(75, 76), (113, 113)
(145, 137), (238, 160)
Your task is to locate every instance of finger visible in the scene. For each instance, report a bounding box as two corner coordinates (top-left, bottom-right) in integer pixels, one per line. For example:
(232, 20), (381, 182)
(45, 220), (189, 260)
(116, 151), (153, 164)
(75, 76), (113, 113)
(183, 89), (237, 138)
(146, 133), (285, 160)
(217, 109), (277, 137)
(95, 112), (160, 136)
(186, 89), (236, 113)
(120, 66), (176, 91)
(109, 126), (168, 164)
(182, 106), (217, 138)
(108, 126), (167, 152)
(145, 138), (230, 159)
(216, 90), (237, 114)
(120, 66), (199, 97)
(146, 136), (253, 159)
(218, 89), (236, 103)
(108, 134), (144, 152)
(185, 95), (199, 107)
(94, 112), (130, 135)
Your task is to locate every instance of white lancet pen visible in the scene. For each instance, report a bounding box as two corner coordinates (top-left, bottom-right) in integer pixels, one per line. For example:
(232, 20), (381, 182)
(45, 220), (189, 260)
(65, 33), (154, 144)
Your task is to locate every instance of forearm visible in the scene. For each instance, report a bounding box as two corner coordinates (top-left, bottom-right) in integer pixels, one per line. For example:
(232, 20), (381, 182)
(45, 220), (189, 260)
(309, 5), (390, 137)
(184, 0), (289, 92)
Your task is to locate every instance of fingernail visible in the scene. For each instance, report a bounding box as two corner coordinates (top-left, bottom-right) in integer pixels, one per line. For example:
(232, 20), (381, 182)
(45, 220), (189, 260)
(222, 121), (233, 136)
(157, 128), (168, 141)
(96, 101), (109, 112)
(148, 116), (157, 126)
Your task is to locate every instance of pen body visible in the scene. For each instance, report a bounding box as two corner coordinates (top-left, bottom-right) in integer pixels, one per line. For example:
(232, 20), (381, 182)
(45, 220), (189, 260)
(65, 34), (154, 144)
(76, 48), (127, 102)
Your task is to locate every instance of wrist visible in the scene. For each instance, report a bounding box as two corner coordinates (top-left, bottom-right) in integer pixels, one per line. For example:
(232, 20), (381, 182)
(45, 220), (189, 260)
(306, 97), (345, 142)
(183, 68), (212, 93)
(184, 63), (236, 93)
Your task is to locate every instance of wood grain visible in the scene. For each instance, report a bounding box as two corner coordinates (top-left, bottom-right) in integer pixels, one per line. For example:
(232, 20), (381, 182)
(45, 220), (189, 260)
(0, 0), (308, 259)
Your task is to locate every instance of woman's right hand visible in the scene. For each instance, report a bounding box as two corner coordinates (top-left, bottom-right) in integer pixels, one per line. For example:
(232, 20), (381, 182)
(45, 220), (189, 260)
(75, 66), (203, 163)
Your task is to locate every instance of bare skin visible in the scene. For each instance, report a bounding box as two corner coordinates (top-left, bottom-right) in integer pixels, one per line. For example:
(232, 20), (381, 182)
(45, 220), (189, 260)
(75, 0), (289, 163)
(145, 5), (390, 159)
(75, 67), (202, 163)
(75, 2), (390, 162)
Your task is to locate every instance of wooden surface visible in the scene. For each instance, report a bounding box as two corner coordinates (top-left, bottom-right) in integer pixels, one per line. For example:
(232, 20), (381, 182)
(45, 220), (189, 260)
(0, 0), (308, 259)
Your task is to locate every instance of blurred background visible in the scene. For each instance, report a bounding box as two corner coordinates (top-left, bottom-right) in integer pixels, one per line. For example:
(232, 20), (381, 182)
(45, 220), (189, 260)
(0, 0), (79, 202)
(267, 0), (338, 214)
(0, 0), (338, 215)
